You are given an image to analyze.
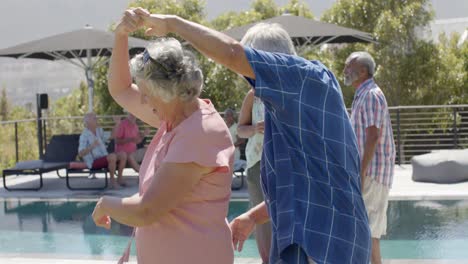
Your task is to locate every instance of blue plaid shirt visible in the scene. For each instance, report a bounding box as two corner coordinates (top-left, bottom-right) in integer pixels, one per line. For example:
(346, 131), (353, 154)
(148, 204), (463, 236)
(244, 47), (371, 264)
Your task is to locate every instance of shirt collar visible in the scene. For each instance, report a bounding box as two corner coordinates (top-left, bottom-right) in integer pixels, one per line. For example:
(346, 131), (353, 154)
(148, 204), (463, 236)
(355, 78), (374, 98)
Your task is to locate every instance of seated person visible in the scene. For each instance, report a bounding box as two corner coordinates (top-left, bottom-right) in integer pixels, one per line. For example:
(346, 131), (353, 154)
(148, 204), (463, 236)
(224, 108), (246, 171)
(112, 112), (150, 172)
(78, 112), (127, 189)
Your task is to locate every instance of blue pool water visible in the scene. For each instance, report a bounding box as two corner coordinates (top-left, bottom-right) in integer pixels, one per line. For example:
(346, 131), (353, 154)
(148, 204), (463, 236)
(0, 199), (468, 259)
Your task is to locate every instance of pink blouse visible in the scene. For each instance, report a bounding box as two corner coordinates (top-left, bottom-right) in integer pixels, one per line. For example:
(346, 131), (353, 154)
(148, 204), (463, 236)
(135, 99), (235, 264)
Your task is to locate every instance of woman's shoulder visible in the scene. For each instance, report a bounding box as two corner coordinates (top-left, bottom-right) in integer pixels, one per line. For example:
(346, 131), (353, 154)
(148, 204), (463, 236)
(180, 101), (230, 141)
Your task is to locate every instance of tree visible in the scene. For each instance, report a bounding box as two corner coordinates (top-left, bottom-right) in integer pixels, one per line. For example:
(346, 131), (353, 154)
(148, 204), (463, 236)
(280, 0), (314, 18)
(47, 81), (89, 135)
(0, 87), (9, 121)
(433, 32), (467, 105)
(320, 0), (439, 106)
(207, 0), (315, 110)
(0, 105), (38, 172)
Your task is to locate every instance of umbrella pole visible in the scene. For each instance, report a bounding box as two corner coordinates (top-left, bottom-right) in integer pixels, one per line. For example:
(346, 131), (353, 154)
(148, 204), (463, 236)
(86, 49), (94, 112)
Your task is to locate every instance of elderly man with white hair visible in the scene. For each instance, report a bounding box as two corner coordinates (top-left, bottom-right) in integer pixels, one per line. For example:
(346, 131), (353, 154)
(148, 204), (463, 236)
(344, 51), (395, 264)
(78, 112), (127, 189)
(114, 8), (371, 264)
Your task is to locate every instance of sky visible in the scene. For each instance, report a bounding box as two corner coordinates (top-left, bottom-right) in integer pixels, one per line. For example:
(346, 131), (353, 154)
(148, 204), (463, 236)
(0, 0), (466, 106)
(1, 0), (466, 48)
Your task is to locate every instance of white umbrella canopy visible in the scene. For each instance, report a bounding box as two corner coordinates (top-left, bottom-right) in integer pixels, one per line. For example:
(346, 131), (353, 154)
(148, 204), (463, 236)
(223, 15), (376, 48)
(0, 26), (149, 111)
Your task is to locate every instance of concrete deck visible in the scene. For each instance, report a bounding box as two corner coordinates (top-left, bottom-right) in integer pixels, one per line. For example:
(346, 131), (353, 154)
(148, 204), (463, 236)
(0, 168), (249, 200)
(1, 165), (468, 201)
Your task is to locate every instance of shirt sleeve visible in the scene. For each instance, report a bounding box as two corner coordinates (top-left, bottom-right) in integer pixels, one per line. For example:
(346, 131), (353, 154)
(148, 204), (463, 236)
(362, 91), (384, 129)
(243, 47), (306, 110)
(163, 119), (233, 173)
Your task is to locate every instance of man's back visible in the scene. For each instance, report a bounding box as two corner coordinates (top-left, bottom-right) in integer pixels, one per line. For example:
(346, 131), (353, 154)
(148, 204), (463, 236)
(244, 47), (371, 263)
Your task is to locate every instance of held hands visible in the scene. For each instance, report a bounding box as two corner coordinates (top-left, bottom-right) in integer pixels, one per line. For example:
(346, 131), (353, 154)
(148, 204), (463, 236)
(116, 8), (147, 35)
(116, 7), (171, 37)
(229, 213), (256, 252)
(92, 198), (111, 229)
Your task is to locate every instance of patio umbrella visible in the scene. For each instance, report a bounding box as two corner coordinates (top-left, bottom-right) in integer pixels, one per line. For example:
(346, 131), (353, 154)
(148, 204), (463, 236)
(0, 25), (149, 111)
(223, 14), (376, 49)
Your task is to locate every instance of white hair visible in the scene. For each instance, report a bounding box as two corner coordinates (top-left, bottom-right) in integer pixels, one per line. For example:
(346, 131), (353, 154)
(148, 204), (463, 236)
(129, 38), (203, 102)
(83, 112), (95, 126)
(345, 51), (376, 77)
(241, 23), (297, 55)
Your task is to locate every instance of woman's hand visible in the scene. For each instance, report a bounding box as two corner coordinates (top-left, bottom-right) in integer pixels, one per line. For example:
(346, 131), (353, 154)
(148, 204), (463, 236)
(133, 8), (172, 37)
(92, 198), (111, 229)
(255, 120), (265, 134)
(229, 213), (256, 252)
(115, 8), (146, 36)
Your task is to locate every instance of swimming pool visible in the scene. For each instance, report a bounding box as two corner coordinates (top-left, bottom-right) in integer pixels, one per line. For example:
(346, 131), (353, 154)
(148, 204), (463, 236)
(0, 199), (468, 259)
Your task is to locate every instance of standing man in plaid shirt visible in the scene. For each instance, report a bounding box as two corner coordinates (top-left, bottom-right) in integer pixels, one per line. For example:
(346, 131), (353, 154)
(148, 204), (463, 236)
(345, 51), (396, 264)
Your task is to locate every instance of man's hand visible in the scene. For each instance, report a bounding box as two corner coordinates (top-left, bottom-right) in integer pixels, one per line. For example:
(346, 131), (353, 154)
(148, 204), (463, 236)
(229, 213), (256, 252)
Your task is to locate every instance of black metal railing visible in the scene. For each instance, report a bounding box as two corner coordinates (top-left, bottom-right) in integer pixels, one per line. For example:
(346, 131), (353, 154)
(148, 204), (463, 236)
(0, 105), (467, 171)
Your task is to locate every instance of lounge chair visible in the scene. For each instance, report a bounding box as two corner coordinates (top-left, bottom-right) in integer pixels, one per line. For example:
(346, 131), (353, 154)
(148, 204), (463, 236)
(2, 134), (108, 191)
(61, 134), (108, 191)
(2, 134), (77, 191)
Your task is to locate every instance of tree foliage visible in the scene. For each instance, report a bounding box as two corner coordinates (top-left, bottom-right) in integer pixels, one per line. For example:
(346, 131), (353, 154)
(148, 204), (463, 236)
(0, 93), (38, 172)
(206, 0), (315, 110)
(280, 0), (314, 18)
(91, 0), (318, 114)
(320, 0), (466, 107)
(0, 87), (9, 121)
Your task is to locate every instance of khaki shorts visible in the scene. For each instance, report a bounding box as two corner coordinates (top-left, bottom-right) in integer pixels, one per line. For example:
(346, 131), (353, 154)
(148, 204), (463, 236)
(362, 178), (390, 239)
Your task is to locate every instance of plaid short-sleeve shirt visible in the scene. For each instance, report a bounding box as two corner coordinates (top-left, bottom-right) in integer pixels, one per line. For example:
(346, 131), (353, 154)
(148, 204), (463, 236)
(244, 47), (371, 264)
(350, 78), (395, 187)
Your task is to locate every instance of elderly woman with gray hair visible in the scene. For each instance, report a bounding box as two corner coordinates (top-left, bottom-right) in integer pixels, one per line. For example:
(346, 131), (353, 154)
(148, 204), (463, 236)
(91, 9), (235, 264)
(124, 7), (371, 264)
